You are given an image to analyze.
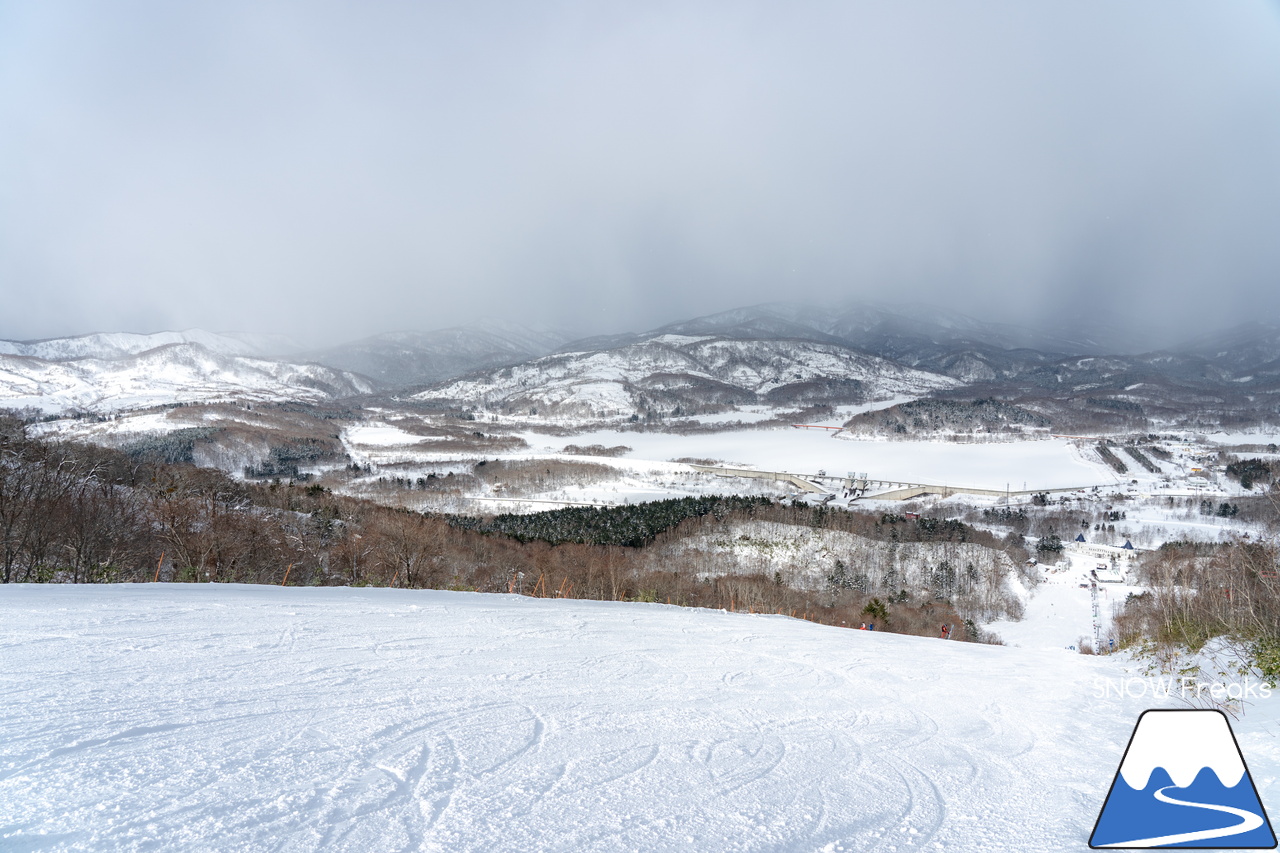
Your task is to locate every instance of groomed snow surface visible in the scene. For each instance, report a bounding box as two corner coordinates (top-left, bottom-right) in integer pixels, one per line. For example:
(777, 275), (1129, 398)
(5, 586), (1278, 852)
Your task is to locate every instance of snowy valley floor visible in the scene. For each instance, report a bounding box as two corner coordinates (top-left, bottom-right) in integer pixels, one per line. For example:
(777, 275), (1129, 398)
(2, 585), (1278, 852)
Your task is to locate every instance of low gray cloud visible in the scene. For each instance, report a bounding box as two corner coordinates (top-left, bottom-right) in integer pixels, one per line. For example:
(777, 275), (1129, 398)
(3, 1), (1279, 344)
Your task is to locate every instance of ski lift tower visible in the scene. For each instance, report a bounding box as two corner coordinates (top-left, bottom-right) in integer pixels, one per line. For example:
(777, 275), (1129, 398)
(1090, 579), (1101, 652)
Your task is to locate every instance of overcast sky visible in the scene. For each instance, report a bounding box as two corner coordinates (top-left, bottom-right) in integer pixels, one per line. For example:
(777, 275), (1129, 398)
(3, 1), (1280, 345)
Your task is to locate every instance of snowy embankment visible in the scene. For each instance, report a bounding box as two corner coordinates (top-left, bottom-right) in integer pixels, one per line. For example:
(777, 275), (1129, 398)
(3, 586), (1276, 852)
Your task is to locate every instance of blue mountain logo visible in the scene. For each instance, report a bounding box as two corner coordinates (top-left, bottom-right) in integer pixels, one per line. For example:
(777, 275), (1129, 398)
(1091, 709), (1276, 848)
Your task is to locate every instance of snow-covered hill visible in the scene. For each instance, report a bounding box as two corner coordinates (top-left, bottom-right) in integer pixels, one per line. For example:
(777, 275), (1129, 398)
(0, 329), (297, 361)
(3, 584), (1275, 851)
(418, 335), (960, 420)
(0, 343), (372, 413)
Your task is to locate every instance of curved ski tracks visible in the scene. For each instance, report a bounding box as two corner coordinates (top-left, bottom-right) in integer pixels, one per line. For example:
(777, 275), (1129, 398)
(0, 587), (1125, 851)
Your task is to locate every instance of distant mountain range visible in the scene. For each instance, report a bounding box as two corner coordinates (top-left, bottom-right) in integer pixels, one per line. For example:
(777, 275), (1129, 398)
(299, 322), (571, 388)
(0, 329), (299, 361)
(3, 306), (1279, 422)
(645, 303), (1069, 383)
(411, 305), (1280, 426)
(0, 332), (369, 413)
(0, 325), (567, 414)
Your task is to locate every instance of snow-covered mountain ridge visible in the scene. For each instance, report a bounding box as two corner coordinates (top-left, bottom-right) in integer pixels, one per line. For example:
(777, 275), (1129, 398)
(0, 343), (372, 413)
(10, 307), (1280, 422)
(0, 329), (297, 361)
(417, 335), (960, 419)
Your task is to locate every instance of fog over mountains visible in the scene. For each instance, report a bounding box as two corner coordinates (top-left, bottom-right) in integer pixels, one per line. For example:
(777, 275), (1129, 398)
(299, 323), (573, 389)
(2, 303), (1278, 425)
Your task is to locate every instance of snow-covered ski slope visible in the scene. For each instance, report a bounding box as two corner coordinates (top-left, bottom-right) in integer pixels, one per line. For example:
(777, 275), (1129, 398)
(2, 585), (1277, 852)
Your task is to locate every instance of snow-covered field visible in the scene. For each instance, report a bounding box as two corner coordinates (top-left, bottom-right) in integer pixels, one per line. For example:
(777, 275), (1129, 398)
(524, 429), (1112, 491)
(1204, 431), (1280, 447)
(27, 412), (189, 442)
(345, 423), (448, 447)
(337, 420), (1121, 514)
(3, 585), (1277, 852)
(344, 421), (1114, 493)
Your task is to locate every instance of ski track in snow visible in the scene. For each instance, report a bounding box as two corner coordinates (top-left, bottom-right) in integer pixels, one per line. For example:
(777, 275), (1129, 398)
(1, 585), (1276, 852)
